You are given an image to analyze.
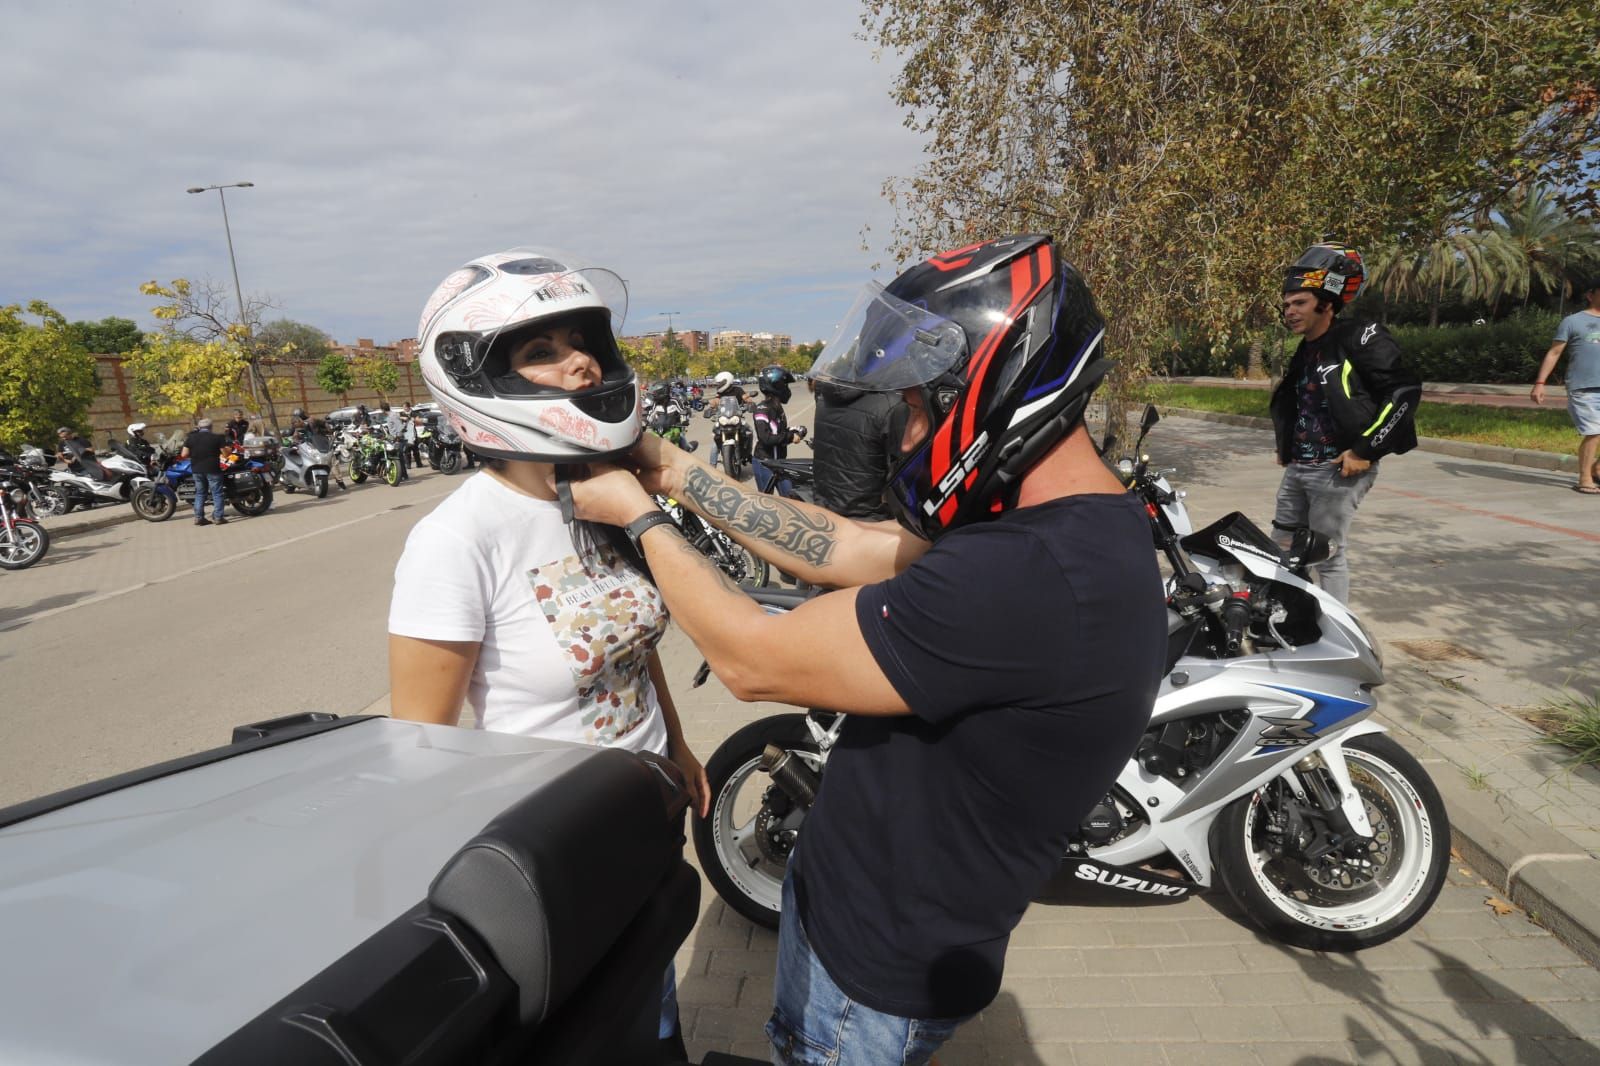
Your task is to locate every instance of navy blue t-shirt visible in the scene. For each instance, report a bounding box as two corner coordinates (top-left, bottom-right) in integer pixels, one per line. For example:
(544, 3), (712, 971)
(791, 492), (1165, 1019)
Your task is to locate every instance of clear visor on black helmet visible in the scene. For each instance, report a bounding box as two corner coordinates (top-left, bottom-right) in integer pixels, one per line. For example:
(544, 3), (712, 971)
(807, 282), (968, 391)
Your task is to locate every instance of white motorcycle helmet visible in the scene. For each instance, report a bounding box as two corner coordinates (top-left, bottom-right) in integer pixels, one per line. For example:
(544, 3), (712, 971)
(415, 247), (640, 463)
(127, 423), (147, 437)
(713, 371), (736, 396)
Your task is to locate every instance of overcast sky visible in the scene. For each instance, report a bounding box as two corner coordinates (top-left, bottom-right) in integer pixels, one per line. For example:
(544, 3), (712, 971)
(1, 1), (927, 348)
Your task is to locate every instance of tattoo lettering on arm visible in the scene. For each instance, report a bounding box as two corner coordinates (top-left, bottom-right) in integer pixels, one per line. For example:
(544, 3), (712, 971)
(682, 466), (838, 569)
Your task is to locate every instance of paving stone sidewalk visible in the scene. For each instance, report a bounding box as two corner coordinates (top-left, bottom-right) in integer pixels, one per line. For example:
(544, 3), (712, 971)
(661, 626), (1600, 1065)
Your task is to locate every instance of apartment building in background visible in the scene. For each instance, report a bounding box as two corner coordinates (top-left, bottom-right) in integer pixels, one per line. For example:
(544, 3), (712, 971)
(710, 330), (791, 352)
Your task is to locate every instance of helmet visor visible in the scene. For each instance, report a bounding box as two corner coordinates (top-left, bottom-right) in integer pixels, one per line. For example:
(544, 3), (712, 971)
(807, 282), (968, 391)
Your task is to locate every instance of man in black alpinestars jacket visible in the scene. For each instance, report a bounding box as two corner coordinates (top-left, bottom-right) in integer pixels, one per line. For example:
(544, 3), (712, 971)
(1269, 242), (1421, 603)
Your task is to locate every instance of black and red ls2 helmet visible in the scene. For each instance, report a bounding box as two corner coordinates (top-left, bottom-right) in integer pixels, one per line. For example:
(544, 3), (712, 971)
(808, 234), (1109, 540)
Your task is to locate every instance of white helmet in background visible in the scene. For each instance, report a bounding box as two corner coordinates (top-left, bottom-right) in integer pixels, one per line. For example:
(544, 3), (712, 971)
(713, 371), (736, 395)
(415, 247), (640, 463)
(127, 423), (147, 436)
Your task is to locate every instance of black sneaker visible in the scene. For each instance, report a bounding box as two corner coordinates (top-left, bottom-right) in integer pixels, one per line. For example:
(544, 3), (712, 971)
(195, 517), (211, 526)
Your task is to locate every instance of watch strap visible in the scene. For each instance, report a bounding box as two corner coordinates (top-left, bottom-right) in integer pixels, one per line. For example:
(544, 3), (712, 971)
(623, 509), (676, 549)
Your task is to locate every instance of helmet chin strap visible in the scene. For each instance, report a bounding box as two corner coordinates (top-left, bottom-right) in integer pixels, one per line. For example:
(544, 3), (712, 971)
(553, 464), (576, 524)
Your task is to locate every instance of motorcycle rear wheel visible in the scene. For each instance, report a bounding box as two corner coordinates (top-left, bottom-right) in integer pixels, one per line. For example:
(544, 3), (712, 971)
(131, 486), (177, 523)
(1213, 733), (1449, 951)
(231, 484), (273, 517)
(0, 520), (49, 570)
(693, 713), (818, 930)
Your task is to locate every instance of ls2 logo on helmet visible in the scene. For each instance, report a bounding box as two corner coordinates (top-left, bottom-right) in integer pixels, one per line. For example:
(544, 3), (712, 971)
(924, 431), (989, 517)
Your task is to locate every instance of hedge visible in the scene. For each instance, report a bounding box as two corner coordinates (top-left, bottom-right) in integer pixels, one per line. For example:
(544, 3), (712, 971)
(1158, 309), (1568, 385)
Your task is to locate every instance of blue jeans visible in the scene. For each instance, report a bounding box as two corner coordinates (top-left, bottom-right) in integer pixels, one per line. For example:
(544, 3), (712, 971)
(661, 963), (680, 1040)
(766, 873), (969, 1066)
(1272, 461), (1378, 603)
(192, 472), (225, 520)
(751, 458), (795, 498)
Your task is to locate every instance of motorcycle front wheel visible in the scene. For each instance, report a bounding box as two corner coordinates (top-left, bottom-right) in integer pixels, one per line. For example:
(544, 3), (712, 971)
(131, 485), (177, 523)
(1213, 733), (1449, 951)
(714, 531), (770, 587)
(721, 442), (740, 481)
(383, 459), (401, 487)
(349, 460), (368, 484)
(35, 485), (72, 517)
(439, 450), (461, 475)
(0, 520), (49, 570)
(692, 713), (819, 930)
(231, 483), (273, 517)
(314, 473), (329, 499)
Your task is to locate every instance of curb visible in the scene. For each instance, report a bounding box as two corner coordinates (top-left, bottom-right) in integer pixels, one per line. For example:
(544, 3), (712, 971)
(41, 508), (141, 539)
(1424, 749), (1600, 967)
(1156, 407), (1581, 473)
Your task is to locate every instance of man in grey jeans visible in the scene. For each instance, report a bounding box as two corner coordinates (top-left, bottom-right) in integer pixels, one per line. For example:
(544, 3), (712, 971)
(1268, 241), (1422, 602)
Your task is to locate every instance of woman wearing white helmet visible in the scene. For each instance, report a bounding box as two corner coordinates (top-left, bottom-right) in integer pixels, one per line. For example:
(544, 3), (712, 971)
(387, 247), (706, 1058)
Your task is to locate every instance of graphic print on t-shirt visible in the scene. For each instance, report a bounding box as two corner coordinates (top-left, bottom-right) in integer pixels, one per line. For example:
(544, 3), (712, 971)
(1293, 350), (1343, 465)
(528, 547), (667, 745)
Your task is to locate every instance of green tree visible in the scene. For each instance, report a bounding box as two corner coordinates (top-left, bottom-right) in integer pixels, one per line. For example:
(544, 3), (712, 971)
(354, 354), (400, 400)
(0, 301), (99, 450)
(140, 277), (284, 430)
(255, 318), (333, 363)
(622, 339), (673, 382)
(315, 351), (355, 401)
(123, 332), (247, 422)
(864, 0), (1600, 429)
(71, 316), (145, 354)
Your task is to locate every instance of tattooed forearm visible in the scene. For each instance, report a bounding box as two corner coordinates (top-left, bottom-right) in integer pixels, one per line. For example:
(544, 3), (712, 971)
(666, 525), (743, 596)
(681, 466), (838, 569)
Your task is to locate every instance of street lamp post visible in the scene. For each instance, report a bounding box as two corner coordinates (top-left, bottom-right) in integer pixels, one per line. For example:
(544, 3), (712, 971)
(185, 182), (255, 331)
(187, 181), (274, 429)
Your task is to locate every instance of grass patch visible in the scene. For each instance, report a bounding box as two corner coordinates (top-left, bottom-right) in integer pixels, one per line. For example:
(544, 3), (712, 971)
(1148, 383), (1578, 455)
(1462, 766), (1491, 791)
(1538, 691), (1600, 769)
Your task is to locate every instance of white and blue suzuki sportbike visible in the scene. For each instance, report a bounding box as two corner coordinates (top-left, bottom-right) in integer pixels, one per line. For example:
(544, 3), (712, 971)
(693, 407), (1449, 951)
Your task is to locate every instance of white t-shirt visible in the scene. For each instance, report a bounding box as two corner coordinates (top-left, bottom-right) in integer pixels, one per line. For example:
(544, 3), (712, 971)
(388, 471), (670, 755)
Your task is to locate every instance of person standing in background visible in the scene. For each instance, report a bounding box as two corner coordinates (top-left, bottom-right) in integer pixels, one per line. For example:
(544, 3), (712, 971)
(1531, 278), (1600, 494)
(180, 417), (228, 526)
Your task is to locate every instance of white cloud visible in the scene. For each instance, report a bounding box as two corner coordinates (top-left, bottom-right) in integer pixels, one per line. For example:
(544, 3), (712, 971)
(0, 0), (928, 347)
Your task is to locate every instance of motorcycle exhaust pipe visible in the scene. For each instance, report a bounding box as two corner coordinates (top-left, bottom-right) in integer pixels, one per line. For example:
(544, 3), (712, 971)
(760, 743), (819, 809)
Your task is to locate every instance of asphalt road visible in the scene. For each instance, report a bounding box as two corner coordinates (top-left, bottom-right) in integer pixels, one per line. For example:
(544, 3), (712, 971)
(0, 390), (816, 808)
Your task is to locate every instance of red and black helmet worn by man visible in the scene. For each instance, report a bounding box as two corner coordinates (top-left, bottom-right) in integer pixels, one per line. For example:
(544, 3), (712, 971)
(808, 234), (1110, 540)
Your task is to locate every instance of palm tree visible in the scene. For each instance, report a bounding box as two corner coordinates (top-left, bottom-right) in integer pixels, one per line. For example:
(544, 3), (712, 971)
(1367, 226), (1513, 327)
(1490, 185), (1600, 314)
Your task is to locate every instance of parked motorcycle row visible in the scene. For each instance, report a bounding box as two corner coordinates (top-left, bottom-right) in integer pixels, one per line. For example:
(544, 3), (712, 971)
(692, 406), (1450, 956)
(0, 413), (474, 573)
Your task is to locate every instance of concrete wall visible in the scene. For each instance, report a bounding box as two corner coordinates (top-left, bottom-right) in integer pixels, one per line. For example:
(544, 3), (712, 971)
(84, 355), (431, 445)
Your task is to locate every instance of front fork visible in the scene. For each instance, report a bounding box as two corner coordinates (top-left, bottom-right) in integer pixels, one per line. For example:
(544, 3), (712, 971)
(1285, 727), (1380, 841)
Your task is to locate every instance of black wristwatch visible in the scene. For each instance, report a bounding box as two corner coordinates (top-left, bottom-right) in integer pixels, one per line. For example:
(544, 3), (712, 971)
(623, 509), (676, 550)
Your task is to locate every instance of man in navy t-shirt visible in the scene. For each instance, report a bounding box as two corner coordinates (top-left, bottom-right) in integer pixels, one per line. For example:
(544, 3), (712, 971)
(573, 235), (1165, 1064)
